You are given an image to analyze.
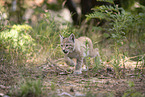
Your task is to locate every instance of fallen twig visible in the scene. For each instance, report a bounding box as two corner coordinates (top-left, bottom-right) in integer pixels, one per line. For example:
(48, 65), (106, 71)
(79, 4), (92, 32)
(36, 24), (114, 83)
(46, 58), (70, 74)
(127, 54), (145, 60)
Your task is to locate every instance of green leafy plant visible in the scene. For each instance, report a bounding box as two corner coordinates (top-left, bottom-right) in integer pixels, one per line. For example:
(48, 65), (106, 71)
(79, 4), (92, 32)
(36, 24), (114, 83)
(86, 1), (145, 78)
(96, 0), (114, 4)
(11, 79), (42, 97)
(0, 24), (36, 65)
(87, 5), (128, 46)
(86, 2), (145, 46)
(0, 24), (35, 53)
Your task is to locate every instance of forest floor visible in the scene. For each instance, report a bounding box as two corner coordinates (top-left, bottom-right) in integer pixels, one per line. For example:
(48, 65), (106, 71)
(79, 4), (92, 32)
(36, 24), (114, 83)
(0, 59), (145, 97)
(41, 61), (145, 97)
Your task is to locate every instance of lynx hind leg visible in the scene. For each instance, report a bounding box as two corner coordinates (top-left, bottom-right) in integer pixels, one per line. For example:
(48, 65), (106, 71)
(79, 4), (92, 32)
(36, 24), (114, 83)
(82, 58), (88, 71)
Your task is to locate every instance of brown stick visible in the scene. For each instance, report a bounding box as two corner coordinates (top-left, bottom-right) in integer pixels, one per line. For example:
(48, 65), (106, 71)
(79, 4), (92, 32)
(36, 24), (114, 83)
(46, 58), (70, 74)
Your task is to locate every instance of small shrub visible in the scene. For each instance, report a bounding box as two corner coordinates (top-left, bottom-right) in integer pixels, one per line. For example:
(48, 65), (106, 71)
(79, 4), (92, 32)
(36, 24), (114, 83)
(0, 24), (35, 55)
(0, 24), (36, 66)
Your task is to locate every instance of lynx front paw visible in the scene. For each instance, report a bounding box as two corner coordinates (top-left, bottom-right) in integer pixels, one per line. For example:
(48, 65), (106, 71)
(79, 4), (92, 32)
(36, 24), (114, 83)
(73, 70), (82, 74)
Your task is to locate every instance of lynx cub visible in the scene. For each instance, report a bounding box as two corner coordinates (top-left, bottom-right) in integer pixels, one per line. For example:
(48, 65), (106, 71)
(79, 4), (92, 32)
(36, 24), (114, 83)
(60, 33), (100, 74)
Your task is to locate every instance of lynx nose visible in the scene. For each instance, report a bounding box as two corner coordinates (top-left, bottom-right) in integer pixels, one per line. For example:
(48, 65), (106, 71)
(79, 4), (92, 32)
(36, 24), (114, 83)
(63, 50), (68, 54)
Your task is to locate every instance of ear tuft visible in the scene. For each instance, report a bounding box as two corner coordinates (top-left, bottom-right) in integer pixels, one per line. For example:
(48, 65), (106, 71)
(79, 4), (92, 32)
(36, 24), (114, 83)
(69, 33), (75, 42)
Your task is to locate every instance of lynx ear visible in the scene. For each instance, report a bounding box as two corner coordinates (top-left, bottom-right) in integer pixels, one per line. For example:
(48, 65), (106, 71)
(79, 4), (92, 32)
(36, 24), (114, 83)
(69, 33), (75, 42)
(59, 34), (64, 42)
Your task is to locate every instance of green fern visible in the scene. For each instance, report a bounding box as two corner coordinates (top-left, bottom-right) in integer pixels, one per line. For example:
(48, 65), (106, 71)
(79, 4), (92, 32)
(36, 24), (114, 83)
(86, 3), (145, 46)
(96, 0), (114, 4)
(86, 11), (106, 20)
(86, 5), (122, 21)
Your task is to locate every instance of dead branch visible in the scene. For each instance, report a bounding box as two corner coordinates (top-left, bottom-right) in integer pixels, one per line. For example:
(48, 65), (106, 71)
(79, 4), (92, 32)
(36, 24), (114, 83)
(46, 58), (70, 74)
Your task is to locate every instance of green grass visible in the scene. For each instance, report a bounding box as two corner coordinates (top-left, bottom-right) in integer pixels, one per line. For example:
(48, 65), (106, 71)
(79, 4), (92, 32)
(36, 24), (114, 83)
(11, 79), (42, 97)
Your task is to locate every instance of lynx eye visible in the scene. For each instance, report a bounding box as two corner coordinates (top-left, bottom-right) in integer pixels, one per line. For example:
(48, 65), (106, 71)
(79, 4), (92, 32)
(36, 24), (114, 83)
(61, 44), (63, 47)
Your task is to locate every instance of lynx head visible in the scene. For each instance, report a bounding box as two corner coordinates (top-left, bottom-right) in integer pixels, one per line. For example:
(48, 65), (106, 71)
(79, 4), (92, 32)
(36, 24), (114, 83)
(59, 33), (75, 54)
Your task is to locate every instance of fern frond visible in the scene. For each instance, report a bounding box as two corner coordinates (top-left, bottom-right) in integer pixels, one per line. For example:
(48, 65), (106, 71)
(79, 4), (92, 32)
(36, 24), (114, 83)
(87, 5), (122, 20)
(96, 0), (114, 4)
(86, 12), (106, 20)
(92, 5), (121, 14)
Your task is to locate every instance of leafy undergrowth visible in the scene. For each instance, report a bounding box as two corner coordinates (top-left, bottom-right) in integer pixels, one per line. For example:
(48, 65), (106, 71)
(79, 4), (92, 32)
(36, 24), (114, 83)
(0, 59), (144, 97)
